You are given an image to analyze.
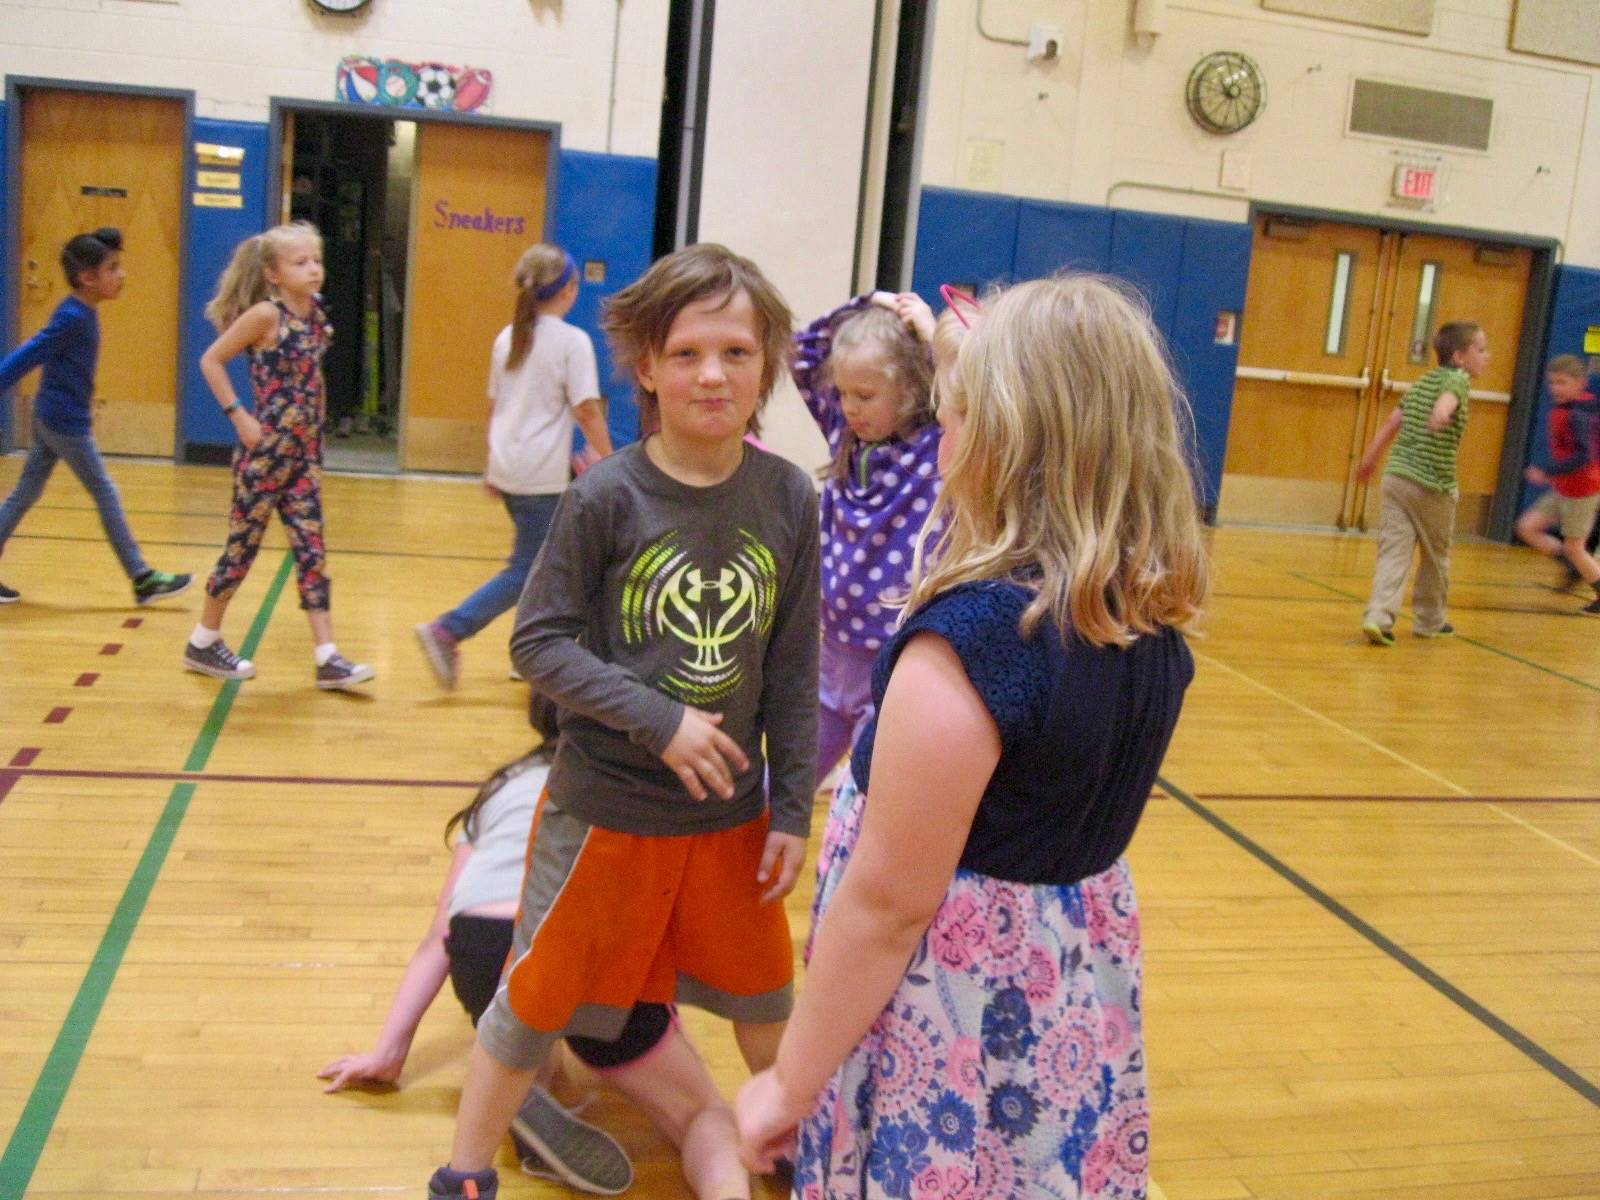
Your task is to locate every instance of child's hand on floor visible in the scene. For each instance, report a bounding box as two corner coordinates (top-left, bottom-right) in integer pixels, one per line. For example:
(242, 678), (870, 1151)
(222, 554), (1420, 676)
(757, 832), (806, 904)
(317, 1043), (406, 1092)
(662, 707), (749, 801)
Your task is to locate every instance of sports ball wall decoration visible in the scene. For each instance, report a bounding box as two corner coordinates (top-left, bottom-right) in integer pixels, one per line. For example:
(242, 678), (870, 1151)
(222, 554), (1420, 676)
(336, 56), (494, 113)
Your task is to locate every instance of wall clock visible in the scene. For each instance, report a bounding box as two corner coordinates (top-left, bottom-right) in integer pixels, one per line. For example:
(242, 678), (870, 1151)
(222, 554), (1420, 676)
(310, 0), (372, 14)
(1185, 51), (1266, 134)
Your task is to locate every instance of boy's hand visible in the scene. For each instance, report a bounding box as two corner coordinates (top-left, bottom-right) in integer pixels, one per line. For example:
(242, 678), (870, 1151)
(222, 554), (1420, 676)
(482, 480), (502, 499)
(1354, 455), (1377, 483)
(662, 707), (749, 801)
(757, 831), (806, 904)
(1525, 466), (1549, 486)
(233, 410), (263, 451)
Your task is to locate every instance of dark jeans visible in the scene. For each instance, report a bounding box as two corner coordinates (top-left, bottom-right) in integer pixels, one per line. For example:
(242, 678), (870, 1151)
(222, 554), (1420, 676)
(0, 417), (149, 579)
(440, 491), (561, 641)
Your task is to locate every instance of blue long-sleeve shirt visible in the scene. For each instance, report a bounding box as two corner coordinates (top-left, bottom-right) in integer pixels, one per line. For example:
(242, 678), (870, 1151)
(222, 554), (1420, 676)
(0, 296), (99, 436)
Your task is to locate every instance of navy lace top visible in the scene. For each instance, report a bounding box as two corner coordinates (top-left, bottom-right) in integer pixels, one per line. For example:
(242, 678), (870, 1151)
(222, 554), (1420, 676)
(850, 580), (1193, 885)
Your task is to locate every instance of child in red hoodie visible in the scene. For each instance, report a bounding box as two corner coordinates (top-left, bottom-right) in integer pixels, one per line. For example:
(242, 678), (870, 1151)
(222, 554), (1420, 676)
(1516, 354), (1600, 615)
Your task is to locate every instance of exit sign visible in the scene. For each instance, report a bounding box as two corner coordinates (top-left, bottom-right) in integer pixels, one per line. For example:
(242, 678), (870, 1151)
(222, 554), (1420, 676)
(1394, 163), (1438, 201)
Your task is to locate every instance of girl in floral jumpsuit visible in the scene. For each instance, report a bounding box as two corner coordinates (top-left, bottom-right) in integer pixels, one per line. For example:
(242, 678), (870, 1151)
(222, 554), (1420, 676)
(187, 222), (372, 690)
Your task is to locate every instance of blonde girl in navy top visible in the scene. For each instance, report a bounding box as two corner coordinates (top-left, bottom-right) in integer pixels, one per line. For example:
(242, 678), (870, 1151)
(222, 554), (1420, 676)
(738, 275), (1209, 1198)
(188, 223), (372, 690)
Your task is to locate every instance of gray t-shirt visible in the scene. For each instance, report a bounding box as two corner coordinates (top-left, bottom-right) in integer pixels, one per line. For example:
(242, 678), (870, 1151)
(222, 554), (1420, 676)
(511, 441), (820, 837)
(449, 764), (546, 918)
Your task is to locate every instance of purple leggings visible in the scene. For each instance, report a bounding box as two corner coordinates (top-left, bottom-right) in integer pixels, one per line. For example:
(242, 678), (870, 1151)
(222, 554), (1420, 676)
(817, 638), (878, 788)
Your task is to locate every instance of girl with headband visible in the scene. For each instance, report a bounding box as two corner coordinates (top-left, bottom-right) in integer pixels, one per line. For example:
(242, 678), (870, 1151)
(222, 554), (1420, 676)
(416, 244), (614, 690)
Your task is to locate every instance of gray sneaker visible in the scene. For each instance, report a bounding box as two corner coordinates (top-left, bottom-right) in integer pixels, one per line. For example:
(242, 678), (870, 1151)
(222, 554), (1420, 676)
(509, 1088), (633, 1196)
(184, 639), (256, 680)
(316, 653), (375, 691)
(414, 620), (459, 690)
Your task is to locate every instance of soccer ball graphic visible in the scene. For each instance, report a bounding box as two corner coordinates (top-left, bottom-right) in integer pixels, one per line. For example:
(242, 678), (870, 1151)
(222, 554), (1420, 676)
(417, 64), (457, 109)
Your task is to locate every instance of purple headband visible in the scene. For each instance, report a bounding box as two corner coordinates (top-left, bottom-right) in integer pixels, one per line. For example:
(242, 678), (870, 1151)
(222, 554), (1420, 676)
(535, 255), (577, 301)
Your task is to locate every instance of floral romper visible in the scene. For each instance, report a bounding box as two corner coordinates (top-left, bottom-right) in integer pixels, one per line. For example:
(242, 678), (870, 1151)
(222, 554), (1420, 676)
(206, 298), (331, 611)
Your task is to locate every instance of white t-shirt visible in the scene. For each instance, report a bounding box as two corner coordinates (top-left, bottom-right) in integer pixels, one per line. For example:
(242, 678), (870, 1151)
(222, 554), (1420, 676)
(449, 763), (547, 918)
(485, 315), (601, 495)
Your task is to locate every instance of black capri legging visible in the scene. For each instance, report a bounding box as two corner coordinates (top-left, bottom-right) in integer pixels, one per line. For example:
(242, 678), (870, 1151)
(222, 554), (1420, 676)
(445, 913), (671, 1069)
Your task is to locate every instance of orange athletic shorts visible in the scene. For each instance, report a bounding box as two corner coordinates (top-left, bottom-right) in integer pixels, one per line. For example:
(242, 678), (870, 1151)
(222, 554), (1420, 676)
(476, 792), (795, 1070)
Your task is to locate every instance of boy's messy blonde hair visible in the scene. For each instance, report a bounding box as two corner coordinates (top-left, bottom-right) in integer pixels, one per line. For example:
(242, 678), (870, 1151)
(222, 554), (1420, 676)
(906, 273), (1208, 647)
(601, 243), (793, 435)
(823, 305), (934, 482)
(204, 222), (322, 331)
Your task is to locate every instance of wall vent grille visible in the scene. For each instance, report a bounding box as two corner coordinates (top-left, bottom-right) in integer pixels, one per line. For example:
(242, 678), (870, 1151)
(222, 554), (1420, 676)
(1348, 79), (1492, 152)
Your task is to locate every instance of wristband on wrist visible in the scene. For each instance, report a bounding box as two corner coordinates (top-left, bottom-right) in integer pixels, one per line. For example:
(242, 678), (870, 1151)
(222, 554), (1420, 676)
(222, 401), (242, 415)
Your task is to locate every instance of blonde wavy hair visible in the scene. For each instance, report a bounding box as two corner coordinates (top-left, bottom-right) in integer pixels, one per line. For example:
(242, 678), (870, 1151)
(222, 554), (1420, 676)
(905, 273), (1208, 647)
(204, 222), (322, 331)
(822, 305), (934, 483)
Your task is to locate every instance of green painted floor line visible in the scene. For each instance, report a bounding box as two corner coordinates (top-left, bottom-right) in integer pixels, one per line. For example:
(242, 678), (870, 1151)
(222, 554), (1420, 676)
(0, 552), (293, 1200)
(1287, 570), (1600, 695)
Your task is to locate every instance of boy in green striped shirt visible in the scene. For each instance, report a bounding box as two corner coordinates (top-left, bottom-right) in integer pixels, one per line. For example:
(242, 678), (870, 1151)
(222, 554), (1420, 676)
(1355, 321), (1489, 645)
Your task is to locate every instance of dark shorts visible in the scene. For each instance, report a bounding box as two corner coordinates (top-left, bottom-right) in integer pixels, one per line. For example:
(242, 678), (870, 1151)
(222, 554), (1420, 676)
(445, 913), (670, 1069)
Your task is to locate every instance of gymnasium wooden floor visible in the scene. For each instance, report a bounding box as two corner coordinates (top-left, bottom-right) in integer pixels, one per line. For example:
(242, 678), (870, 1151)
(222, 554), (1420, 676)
(1, 457), (1596, 1200)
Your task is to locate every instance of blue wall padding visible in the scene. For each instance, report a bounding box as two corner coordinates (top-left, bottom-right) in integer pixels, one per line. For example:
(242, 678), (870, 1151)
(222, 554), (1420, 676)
(553, 149), (658, 449)
(910, 186), (1020, 311)
(1170, 218), (1253, 508)
(913, 189), (1252, 515)
(1109, 209), (1188, 334)
(1518, 263), (1600, 512)
(0, 100), (11, 443)
(1013, 199), (1112, 278)
(182, 118), (272, 451)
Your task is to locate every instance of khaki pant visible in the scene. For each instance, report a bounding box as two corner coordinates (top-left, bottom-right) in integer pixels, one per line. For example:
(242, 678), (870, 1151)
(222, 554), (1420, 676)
(1364, 474), (1456, 635)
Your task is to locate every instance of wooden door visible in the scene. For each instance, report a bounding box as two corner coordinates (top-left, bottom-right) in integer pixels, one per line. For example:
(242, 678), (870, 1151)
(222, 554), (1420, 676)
(1353, 233), (1532, 534)
(401, 122), (550, 472)
(1221, 217), (1387, 525)
(1222, 215), (1532, 533)
(17, 89), (184, 456)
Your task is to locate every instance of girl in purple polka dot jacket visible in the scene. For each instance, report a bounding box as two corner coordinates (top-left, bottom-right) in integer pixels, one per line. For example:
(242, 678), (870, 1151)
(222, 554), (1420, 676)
(794, 291), (947, 789)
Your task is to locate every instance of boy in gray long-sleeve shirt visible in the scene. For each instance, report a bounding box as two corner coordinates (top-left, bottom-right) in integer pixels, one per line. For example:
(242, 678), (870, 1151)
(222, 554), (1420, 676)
(433, 244), (818, 1200)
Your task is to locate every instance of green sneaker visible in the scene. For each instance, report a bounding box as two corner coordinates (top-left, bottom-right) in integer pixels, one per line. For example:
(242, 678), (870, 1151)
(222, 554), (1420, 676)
(1361, 621), (1395, 647)
(134, 571), (193, 606)
(1414, 623), (1455, 639)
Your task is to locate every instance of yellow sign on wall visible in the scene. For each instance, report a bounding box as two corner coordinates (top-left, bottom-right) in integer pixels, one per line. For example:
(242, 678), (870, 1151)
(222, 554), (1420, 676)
(1585, 325), (1600, 355)
(197, 170), (241, 190)
(193, 191), (243, 209)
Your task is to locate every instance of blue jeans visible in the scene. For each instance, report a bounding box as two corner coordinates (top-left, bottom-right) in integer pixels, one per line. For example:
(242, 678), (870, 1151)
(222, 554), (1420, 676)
(0, 417), (149, 580)
(439, 491), (561, 640)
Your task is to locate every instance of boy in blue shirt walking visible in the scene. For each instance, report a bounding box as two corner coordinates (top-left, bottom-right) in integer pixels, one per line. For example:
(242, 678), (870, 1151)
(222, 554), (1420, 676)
(0, 228), (190, 605)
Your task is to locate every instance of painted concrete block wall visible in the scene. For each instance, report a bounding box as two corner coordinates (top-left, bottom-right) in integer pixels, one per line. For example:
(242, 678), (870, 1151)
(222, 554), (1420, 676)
(0, 0), (669, 156)
(697, 0), (879, 474)
(923, 0), (1600, 266)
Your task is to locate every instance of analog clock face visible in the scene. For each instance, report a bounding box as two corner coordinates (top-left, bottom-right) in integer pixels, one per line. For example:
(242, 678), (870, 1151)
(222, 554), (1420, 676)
(1185, 51), (1266, 135)
(311, 0), (372, 13)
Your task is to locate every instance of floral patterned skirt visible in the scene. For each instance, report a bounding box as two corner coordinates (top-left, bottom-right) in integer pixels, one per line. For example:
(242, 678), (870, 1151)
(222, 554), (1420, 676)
(794, 776), (1149, 1200)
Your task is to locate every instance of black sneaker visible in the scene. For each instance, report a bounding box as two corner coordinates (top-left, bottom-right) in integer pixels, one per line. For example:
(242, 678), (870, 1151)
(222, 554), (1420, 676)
(1582, 596), (1600, 616)
(0, 581), (18, 604)
(1555, 562), (1583, 592)
(426, 1165), (498, 1200)
(509, 1087), (633, 1196)
(134, 571), (193, 606)
(315, 653), (375, 691)
(1361, 621), (1395, 647)
(1414, 623), (1455, 639)
(183, 639), (255, 680)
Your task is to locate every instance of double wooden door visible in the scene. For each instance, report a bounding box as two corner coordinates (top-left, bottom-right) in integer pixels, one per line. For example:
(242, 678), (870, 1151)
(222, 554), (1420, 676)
(1221, 215), (1532, 533)
(15, 88), (184, 456)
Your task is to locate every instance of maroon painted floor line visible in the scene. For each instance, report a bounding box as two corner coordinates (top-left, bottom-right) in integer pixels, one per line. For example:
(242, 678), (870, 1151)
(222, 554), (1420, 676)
(10, 747), (41, 767)
(8, 765), (480, 790)
(122, 618), (142, 629)
(43, 707), (71, 725)
(74, 673), (99, 688)
(99, 643), (122, 656)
